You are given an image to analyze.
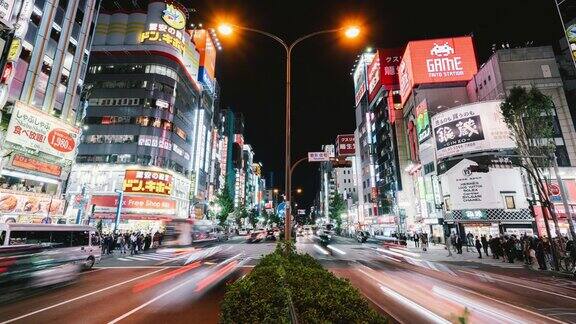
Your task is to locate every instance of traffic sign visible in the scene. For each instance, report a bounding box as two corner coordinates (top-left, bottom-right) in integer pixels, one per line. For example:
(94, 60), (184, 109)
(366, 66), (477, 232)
(277, 202), (286, 218)
(308, 151), (330, 162)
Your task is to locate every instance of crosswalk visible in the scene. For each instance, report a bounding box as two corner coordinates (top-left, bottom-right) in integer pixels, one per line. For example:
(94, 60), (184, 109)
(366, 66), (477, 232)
(113, 252), (183, 262)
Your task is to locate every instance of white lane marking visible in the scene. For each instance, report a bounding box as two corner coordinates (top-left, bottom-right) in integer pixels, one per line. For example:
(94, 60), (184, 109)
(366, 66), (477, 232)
(132, 255), (169, 261)
(313, 244), (329, 255)
(378, 284), (450, 324)
(117, 258), (131, 261)
(96, 266), (181, 269)
(356, 268), (450, 324)
(0, 268), (167, 324)
(432, 286), (524, 323)
(108, 255), (242, 324)
(326, 245), (346, 255)
(107, 274), (200, 324)
(459, 269), (576, 302)
(125, 257), (148, 261)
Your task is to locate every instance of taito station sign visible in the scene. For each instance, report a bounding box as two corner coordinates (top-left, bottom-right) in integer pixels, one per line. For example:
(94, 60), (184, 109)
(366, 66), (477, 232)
(399, 36), (478, 105)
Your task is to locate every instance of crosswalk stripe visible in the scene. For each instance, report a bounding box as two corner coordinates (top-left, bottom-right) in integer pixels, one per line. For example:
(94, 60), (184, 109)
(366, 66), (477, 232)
(136, 255), (170, 260)
(117, 258), (131, 261)
(125, 256), (148, 261)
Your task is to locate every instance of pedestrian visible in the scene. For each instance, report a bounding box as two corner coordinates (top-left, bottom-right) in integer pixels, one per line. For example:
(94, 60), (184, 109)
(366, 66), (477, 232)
(414, 233), (420, 248)
(421, 233), (427, 251)
(455, 235), (463, 254)
(446, 234), (453, 257)
(535, 237), (547, 270)
(481, 235), (489, 256)
(117, 234), (125, 254)
(466, 232), (474, 252)
(475, 236), (482, 258)
(130, 233), (137, 255)
(488, 235), (497, 259)
(144, 233), (151, 251)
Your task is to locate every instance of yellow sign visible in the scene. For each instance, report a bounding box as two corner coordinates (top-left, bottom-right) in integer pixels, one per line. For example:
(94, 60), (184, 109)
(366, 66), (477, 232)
(140, 30), (185, 52)
(7, 38), (21, 62)
(162, 4), (185, 30)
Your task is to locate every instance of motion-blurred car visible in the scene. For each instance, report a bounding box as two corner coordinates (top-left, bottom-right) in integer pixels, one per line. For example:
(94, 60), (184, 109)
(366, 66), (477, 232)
(356, 231), (370, 243)
(0, 245), (81, 303)
(265, 229), (277, 241)
(317, 230), (332, 245)
(238, 229), (249, 236)
(246, 230), (265, 243)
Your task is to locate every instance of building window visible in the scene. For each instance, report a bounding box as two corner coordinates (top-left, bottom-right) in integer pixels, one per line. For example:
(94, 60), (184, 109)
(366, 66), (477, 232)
(505, 196), (516, 209)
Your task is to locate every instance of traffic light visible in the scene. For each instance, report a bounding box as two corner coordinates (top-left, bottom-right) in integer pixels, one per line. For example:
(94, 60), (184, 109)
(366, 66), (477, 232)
(468, 164), (489, 173)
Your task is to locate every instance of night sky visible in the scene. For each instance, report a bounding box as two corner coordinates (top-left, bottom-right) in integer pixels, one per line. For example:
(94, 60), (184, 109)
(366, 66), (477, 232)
(184, 0), (564, 209)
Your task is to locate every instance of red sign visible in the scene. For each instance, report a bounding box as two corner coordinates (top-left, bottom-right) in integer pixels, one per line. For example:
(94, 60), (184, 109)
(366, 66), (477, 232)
(12, 154), (62, 177)
(123, 169), (173, 195)
(91, 195), (176, 216)
(336, 134), (355, 156)
(47, 128), (75, 153)
(367, 48), (403, 104)
(399, 36), (478, 105)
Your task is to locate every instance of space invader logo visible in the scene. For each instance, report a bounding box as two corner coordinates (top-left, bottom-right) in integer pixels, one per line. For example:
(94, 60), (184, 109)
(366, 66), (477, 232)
(430, 42), (454, 57)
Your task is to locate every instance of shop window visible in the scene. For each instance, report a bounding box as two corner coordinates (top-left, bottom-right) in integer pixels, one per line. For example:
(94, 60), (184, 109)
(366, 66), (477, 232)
(505, 196), (516, 209)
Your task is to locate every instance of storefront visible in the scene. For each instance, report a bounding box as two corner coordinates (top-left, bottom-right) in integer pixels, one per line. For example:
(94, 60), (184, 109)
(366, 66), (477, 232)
(66, 165), (191, 232)
(0, 101), (80, 223)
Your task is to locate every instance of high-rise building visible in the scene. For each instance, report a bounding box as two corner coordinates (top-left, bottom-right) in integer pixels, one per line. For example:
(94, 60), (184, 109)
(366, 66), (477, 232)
(0, 0), (100, 224)
(65, 1), (217, 230)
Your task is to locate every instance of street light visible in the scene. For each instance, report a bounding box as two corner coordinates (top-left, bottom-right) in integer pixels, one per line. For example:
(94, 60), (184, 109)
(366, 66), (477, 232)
(296, 188), (303, 194)
(217, 22), (360, 243)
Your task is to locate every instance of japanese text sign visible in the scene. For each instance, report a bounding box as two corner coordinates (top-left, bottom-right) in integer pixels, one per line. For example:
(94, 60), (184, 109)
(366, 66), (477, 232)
(336, 134), (356, 156)
(4, 101), (80, 163)
(431, 101), (515, 159)
(308, 152), (331, 162)
(123, 169), (173, 195)
(367, 48), (403, 104)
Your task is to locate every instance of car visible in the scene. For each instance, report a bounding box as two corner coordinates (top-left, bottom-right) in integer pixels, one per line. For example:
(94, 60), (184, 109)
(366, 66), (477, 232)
(356, 231), (370, 243)
(246, 230), (265, 243)
(317, 230), (332, 245)
(0, 245), (82, 303)
(265, 229), (277, 241)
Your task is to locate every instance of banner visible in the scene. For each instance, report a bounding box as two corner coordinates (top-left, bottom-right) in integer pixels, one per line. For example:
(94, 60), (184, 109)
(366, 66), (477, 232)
(5, 101), (80, 163)
(11, 154), (62, 177)
(0, 189), (64, 215)
(431, 101), (515, 160)
(91, 195), (176, 216)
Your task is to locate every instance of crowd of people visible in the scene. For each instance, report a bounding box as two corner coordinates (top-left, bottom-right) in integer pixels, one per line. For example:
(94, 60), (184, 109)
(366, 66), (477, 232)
(443, 232), (576, 271)
(101, 232), (164, 256)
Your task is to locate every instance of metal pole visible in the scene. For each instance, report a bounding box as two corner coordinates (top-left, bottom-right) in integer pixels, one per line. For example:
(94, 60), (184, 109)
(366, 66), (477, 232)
(285, 47), (292, 243)
(551, 153), (576, 239)
(114, 190), (124, 233)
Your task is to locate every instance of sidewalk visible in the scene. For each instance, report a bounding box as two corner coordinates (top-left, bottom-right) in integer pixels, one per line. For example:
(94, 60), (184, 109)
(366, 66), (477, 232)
(403, 241), (527, 269)
(400, 241), (575, 278)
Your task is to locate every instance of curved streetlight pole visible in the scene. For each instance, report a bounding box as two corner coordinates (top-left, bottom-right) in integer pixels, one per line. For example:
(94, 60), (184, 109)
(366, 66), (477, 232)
(229, 25), (342, 242)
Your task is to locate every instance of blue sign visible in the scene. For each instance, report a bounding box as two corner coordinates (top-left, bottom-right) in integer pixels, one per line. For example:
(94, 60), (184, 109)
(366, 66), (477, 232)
(277, 202), (286, 218)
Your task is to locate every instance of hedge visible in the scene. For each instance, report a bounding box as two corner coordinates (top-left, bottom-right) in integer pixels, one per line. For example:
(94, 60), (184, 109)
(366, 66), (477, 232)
(220, 244), (387, 323)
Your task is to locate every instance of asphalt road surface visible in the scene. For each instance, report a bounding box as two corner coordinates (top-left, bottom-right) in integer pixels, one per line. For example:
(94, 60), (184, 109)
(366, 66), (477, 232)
(296, 234), (576, 324)
(2, 235), (576, 323)
(0, 236), (274, 324)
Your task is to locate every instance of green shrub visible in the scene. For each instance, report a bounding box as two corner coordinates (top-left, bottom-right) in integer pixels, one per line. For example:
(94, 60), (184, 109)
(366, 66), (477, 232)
(220, 247), (386, 324)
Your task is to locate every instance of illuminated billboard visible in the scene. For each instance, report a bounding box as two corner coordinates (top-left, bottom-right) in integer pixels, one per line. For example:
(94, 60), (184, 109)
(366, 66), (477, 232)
(366, 48), (403, 104)
(399, 36), (478, 105)
(336, 134), (356, 156)
(352, 53), (374, 107)
(431, 101), (515, 160)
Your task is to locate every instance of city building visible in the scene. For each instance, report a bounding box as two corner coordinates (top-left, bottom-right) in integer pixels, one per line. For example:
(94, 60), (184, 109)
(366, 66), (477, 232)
(468, 46), (576, 237)
(65, 1), (212, 231)
(0, 0), (100, 224)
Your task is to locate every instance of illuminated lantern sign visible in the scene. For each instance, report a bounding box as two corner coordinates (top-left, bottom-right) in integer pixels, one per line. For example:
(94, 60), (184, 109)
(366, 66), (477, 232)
(123, 169), (173, 195)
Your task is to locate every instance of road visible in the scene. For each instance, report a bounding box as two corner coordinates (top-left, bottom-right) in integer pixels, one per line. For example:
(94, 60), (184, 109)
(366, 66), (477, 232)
(2, 235), (576, 323)
(296, 235), (576, 323)
(0, 236), (275, 324)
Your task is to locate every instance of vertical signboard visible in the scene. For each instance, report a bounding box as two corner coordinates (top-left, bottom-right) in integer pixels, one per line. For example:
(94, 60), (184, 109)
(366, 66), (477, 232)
(556, 1), (576, 69)
(336, 134), (356, 156)
(367, 48), (403, 104)
(415, 99), (430, 143)
(0, 0), (15, 28)
(352, 53), (374, 107)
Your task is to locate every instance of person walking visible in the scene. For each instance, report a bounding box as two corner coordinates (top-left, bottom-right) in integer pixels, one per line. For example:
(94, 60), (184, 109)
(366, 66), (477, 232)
(475, 236), (483, 258)
(488, 235), (498, 259)
(144, 233), (151, 251)
(130, 233), (137, 255)
(414, 233), (420, 248)
(466, 232), (474, 252)
(481, 235), (489, 257)
(117, 234), (126, 254)
(446, 234), (453, 257)
(455, 234), (463, 254)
